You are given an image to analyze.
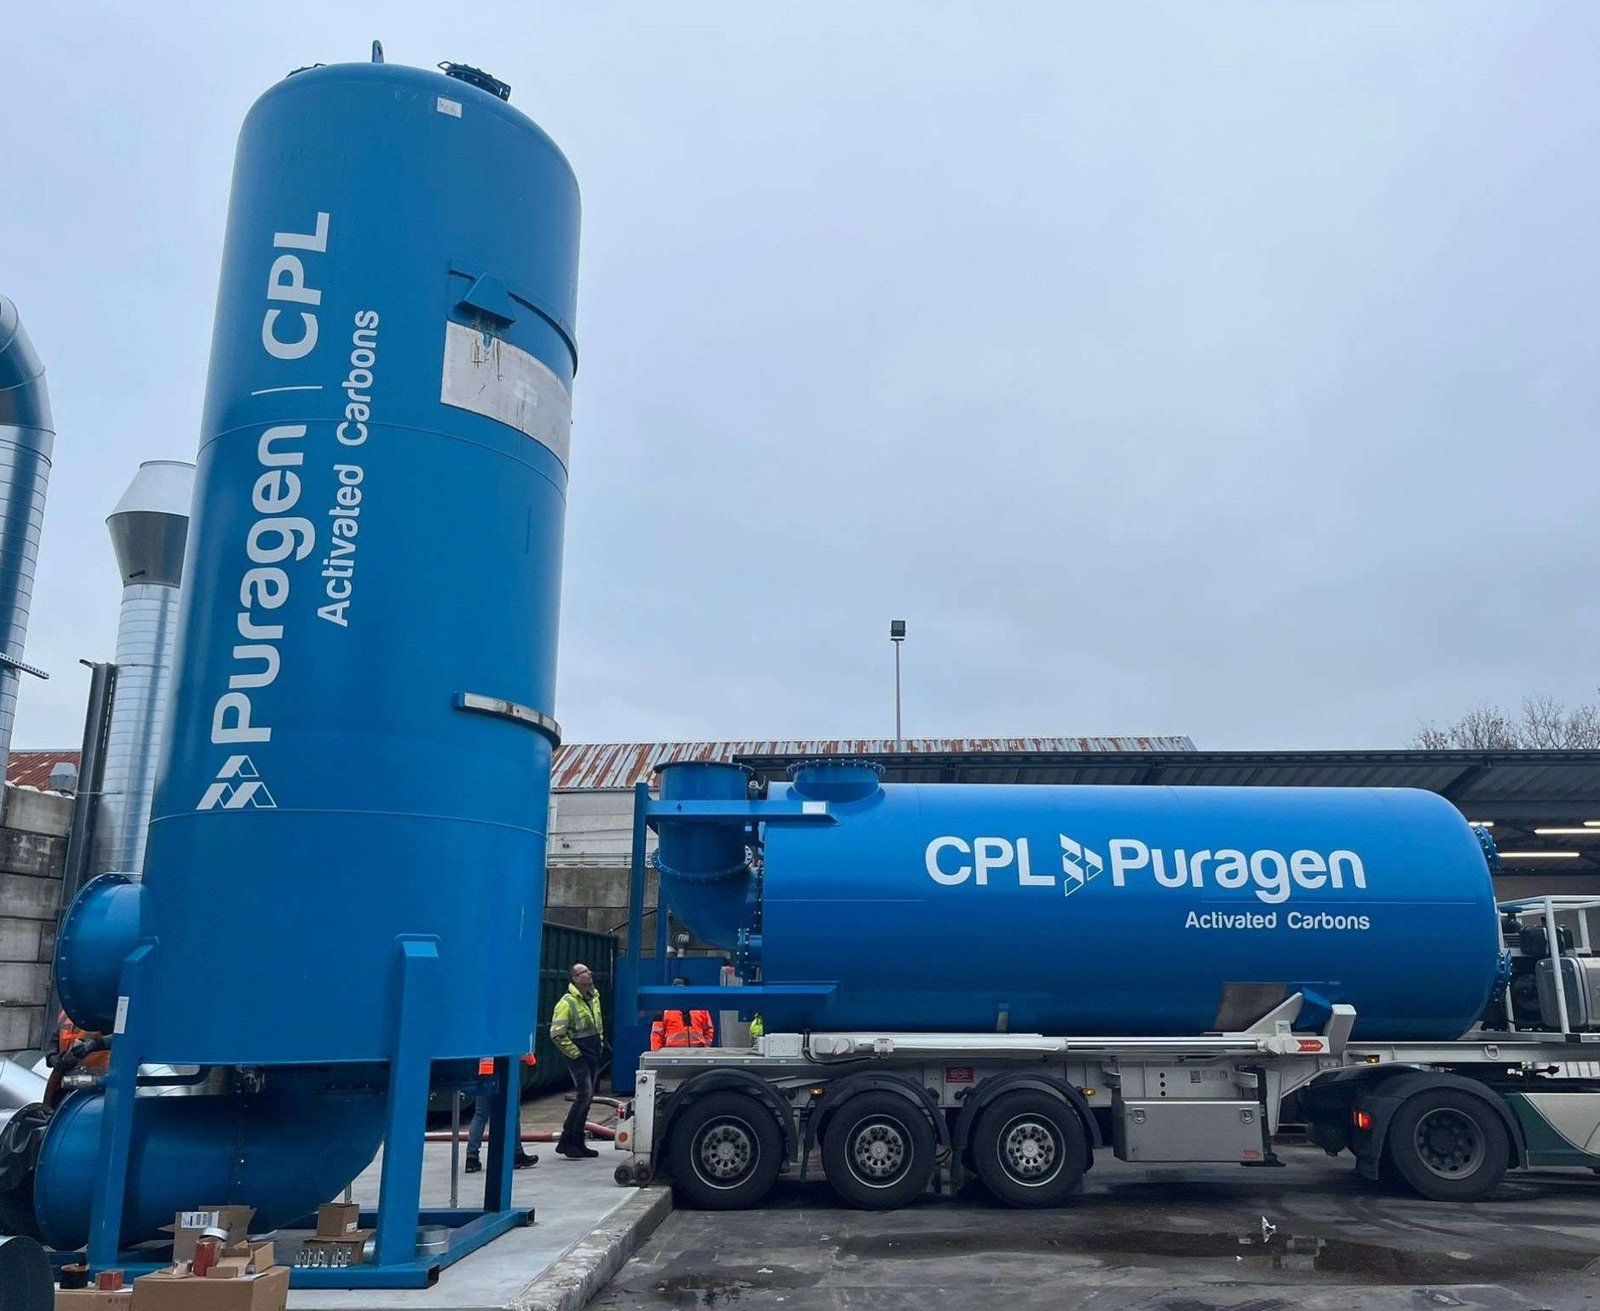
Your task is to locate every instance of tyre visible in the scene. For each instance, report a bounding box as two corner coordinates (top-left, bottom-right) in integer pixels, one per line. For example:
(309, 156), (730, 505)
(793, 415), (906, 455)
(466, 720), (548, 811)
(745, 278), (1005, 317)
(0, 1186), (42, 1241)
(666, 1092), (783, 1209)
(1384, 1089), (1510, 1202)
(970, 1091), (1087, 1207)
(820, 1091), (937, 1210)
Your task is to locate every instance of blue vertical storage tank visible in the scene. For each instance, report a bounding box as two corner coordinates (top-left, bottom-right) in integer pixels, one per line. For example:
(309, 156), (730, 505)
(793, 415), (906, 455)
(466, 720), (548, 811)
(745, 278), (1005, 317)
(138, 59), (579, 1065)
(655, 765), (1502, 1041)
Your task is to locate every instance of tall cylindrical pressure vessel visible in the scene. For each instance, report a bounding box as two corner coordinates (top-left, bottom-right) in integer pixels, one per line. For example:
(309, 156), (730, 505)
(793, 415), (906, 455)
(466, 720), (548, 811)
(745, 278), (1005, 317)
(0, 298), (54, 782)
(139, 61), (580, 1065)
(656, 764), (1502, 1041)
(98, 461), (193, 876)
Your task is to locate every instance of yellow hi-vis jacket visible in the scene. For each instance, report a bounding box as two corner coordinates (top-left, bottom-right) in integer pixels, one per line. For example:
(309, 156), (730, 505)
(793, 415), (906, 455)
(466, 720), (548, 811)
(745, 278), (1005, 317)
(550, 984), (603, 1060)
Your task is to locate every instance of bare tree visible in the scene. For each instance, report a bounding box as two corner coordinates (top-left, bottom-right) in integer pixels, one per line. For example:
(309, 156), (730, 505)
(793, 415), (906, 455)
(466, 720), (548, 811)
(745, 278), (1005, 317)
(1520, 694), (1570, 748)
(1562, 703), (1600, 748)
(1413, 692), (1600, 749)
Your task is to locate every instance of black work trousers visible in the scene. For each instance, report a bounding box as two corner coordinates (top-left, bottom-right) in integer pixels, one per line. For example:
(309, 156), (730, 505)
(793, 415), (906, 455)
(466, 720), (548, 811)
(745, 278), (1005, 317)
(561, 1044), (600, 1145)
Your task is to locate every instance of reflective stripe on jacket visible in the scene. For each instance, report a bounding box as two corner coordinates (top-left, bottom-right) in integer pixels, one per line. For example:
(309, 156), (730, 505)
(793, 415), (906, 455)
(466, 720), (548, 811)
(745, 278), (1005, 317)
(550, 984), (603, 1060)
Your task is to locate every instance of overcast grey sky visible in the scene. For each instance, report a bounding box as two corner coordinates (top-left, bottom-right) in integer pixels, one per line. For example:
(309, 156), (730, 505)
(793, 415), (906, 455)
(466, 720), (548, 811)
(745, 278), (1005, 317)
(6, 3), (1598, 751)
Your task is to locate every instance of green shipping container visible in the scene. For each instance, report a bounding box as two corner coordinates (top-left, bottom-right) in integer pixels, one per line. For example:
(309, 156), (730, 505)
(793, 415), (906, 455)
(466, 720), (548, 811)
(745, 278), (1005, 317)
(529, 922), (617, 1093)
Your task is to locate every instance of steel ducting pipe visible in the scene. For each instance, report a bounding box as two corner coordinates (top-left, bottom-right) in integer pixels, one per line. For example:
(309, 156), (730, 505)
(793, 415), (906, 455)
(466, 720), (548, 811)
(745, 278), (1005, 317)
(99, 461), (193, 876)
(0, 298), (54, 780)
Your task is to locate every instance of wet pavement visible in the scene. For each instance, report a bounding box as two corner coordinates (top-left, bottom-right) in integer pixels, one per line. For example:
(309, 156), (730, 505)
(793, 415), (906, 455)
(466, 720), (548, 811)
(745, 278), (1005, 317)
(593, 1143), (1600, 1310)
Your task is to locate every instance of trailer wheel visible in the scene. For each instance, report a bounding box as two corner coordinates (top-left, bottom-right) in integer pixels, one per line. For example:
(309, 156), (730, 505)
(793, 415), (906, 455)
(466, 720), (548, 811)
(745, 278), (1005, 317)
(1384, 1089), (1510, 1202)
(667, 1091), (782, 1210)
(970, 1091), (1087, 1207)
(820, 1091), (936, 1210)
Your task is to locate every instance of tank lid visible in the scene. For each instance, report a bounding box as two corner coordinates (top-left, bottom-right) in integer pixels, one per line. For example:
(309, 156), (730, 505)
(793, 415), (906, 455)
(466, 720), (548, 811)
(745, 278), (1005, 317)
(787, 758), (884, 804)
(439, 62), (511, 101)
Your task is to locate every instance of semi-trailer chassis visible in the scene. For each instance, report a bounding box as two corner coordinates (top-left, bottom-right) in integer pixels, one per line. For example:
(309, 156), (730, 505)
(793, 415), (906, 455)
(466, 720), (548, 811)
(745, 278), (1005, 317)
(613, 897), (1600, 1209)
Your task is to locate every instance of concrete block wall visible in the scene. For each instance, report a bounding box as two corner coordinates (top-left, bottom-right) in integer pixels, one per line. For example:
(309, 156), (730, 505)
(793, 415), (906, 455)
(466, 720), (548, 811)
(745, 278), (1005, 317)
(0, 783), (72, 1056)
(546, 790), (660, 942)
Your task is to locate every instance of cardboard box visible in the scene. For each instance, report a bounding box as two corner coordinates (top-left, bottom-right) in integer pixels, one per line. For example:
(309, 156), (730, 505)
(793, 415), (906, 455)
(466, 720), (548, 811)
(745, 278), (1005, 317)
(204, 1242), (275, 1279)
(162, 1206), (256, 1261)
(315, 1201), (361, 1238)
(299, 1228), (372, 1266)
(54, 1292), (132, 1309)
(130, 1265), (288, 1310)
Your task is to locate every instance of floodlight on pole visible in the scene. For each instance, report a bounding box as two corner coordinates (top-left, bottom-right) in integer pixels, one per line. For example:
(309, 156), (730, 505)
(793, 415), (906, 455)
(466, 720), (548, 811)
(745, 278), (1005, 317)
(890, 619), (906, 750)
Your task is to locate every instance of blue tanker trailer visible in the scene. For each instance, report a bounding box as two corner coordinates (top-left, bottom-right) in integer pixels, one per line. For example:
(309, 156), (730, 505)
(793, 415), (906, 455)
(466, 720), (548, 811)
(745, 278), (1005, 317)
(614, 760), (1600, 1210)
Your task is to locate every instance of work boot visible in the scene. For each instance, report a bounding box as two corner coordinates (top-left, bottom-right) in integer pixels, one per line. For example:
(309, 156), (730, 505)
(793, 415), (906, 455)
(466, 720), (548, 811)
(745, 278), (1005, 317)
(464, 1155), (482, 1174)
(514, 1150), (539, 1169)
(555, 1138), (587, 1160)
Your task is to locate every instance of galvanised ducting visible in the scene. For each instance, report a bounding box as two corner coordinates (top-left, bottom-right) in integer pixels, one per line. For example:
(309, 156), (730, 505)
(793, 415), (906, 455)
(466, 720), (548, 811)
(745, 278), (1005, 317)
(97, 461), (193, 876)
(0, 298), (54, 782)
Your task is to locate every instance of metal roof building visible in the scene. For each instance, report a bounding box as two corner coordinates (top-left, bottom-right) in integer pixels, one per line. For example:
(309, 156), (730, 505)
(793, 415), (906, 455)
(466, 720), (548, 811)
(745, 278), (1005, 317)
(13, 741), (1600, 874)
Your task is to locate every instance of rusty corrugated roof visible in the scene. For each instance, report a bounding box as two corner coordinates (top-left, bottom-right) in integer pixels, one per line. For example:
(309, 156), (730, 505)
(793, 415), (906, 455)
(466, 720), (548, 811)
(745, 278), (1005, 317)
(6, 737), (1202, 796)
(550, 737), (1196, 791)
(6, 749), (79, 790)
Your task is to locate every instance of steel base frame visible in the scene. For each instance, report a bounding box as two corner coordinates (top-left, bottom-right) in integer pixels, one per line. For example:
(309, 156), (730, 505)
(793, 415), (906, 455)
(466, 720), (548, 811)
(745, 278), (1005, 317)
(69, 935), (533, 1289)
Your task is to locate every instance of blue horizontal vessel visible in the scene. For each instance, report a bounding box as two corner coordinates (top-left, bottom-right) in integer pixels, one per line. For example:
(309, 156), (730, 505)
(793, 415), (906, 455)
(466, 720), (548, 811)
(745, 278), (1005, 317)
(652, 761), (1500, 1040)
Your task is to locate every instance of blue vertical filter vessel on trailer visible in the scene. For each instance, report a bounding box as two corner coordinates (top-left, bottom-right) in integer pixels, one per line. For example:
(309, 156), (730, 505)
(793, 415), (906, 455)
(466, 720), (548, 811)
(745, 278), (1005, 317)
(37, 54), (579, 1284)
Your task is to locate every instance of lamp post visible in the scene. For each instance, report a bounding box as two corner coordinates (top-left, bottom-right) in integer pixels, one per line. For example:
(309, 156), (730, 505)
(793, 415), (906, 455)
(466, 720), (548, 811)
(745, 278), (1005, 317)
(890, 619), (906, 750)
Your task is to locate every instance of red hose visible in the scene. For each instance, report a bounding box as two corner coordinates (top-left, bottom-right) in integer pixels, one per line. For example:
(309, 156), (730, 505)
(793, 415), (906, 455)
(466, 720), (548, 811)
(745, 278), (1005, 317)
(424, 1122), (614, 1143)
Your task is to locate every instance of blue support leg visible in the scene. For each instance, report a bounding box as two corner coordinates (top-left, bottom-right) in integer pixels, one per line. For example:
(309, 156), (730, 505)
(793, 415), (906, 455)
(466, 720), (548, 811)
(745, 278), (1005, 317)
(374, 937), (441, 1268)
(627, 781), (648, 1016)
(85, 944), (154, 1272)
(482, 1056), (515, 1212)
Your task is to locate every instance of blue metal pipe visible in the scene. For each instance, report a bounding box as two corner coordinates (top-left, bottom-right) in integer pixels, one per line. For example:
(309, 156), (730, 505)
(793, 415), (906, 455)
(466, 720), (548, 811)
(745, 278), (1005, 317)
(34, 1080), (385, 1250)
(653, 762), (754, 945)
(54, 874), (143, 1034)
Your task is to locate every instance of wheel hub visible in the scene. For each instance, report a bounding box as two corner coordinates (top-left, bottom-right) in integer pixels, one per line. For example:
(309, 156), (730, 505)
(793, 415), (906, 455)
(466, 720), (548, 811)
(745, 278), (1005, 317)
(1414, 1108), (1485, 1179)
(698, 1120), (755, 1182)
(1002, 1117), (1059, 1182)
(851, 1121), (907, 1181)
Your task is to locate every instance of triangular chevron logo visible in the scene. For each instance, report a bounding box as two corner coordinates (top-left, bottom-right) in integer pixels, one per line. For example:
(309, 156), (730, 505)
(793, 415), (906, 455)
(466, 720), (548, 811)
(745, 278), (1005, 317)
(1059, 833), (1104, 897)
(197, 755), (277, 811)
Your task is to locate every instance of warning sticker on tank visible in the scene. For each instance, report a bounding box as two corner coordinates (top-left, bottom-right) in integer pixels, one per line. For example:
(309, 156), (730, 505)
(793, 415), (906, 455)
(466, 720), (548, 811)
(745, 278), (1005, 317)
(440, 321), (571, 467)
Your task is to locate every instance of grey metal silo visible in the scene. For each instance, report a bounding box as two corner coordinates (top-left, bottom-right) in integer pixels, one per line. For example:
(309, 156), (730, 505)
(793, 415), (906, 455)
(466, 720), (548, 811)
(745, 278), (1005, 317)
(0, 298), (54, 784)
(98, 460), (193, 876)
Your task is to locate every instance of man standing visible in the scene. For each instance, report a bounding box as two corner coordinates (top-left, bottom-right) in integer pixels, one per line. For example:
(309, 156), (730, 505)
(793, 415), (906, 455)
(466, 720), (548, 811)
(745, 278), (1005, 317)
(550, 961), (603, 1159)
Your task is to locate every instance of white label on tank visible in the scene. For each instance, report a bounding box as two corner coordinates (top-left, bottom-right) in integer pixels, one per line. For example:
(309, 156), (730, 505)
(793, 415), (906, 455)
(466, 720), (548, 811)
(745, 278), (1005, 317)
(440, 321), (572, 467)
(437, 97), (462, 118)
(801, 801), (827, 815)
(113, 995), (129, 1035)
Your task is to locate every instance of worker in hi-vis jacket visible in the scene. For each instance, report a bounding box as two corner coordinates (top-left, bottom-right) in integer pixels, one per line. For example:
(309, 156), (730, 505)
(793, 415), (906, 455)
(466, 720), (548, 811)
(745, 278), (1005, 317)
(550, 961), (604, 1159)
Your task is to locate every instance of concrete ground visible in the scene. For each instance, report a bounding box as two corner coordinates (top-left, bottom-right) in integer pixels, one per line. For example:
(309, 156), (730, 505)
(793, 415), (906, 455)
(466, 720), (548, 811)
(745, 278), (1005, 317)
(594, 1143), (1600, 1310)
(289, 1090), (641, 1310)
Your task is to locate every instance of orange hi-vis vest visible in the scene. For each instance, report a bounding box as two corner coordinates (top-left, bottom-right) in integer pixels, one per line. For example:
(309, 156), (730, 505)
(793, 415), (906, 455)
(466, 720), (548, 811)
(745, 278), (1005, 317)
(57, 1011), (110, 1073)
(651, 1009), (715, 1049)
